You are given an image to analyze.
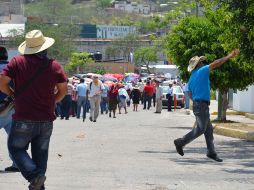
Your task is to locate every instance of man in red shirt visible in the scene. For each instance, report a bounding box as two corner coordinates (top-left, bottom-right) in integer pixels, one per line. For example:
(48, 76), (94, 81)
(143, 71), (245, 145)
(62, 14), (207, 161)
(143, 81), (154, 110)
(0, 30), (67, 190)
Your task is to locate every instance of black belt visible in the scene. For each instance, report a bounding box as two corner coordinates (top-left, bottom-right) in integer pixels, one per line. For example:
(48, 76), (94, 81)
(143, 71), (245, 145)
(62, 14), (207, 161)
(194, 100), (210, 105)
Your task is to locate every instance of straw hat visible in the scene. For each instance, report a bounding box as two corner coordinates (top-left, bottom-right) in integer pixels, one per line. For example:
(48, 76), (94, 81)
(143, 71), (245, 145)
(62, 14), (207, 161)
(18, 30), (55, 55)
(187, 56), (206, 72)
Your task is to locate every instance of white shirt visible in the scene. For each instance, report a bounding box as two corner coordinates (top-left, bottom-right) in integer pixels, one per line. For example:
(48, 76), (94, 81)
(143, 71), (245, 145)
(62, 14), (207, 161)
(156, 86), (163, 99)
(167, 87), (173, 96)
(89, 80), (105, 98)
(118, 88), (130, 100)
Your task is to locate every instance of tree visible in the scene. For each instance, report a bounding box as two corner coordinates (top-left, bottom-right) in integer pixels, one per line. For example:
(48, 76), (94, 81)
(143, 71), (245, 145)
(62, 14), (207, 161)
(96, 0), (112, 9)
(65, 52), (95, 74)
(134, 47), (158, 74)
(201, 0), (254, 121)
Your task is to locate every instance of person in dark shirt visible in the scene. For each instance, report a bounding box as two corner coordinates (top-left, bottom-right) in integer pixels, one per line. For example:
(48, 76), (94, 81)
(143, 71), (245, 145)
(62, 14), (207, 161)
(0, 30), (67, 190)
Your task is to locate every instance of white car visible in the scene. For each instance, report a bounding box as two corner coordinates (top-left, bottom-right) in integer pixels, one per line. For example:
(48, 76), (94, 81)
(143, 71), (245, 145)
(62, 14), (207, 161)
(162, 85), (185, 108)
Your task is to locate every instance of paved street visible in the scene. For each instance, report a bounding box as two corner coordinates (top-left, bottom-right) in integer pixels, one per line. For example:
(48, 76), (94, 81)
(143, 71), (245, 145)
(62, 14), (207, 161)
(0, 108), (254, 190)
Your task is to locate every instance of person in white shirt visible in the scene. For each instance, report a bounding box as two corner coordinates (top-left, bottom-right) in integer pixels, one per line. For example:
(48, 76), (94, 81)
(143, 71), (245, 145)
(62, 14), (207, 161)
(155, 80), (163, 113)
(118, 85), (129, 114)
(88, 76), (105, 122)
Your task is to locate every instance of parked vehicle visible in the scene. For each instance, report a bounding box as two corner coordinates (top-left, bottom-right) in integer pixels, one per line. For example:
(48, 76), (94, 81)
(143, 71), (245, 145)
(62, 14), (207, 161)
(162, 85), (184, 108)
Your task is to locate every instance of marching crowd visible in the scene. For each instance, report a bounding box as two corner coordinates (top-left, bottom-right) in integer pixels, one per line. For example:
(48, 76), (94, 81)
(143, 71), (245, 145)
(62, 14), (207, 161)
(56, 76), (181, 123)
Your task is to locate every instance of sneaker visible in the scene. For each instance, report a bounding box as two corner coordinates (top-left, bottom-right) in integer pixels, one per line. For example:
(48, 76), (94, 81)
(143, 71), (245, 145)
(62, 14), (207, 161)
(29, 175), (46, 190)
(93, 120), (96, 122)
(207, 154), (223, 162)
(4, 166), (20, 172)
(174, 139), (184, 156)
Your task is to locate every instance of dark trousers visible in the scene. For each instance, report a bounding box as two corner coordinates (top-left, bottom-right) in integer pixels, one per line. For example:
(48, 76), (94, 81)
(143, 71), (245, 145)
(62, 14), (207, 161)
(167, 96), (172, 111)
(60, 95), (72, 119)
(180, 101), (216, 155)
(8, 121), (53, 182)
(144, 95), (152, 110)
(71, 100), (77, 117)
(100, 97), (109, 114)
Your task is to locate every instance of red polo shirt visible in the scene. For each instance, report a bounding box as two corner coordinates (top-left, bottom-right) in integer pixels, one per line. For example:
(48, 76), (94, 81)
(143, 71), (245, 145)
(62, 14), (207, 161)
(144, 84), (154, 97)
(2, 55), (67, 121)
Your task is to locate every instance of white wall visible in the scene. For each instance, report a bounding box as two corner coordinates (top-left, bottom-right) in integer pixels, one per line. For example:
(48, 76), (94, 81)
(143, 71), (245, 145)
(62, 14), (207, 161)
(233, 85), (254, 113)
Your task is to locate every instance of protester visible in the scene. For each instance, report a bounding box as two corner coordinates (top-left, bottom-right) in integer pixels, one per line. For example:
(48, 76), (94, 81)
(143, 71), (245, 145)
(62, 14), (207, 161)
(155, 80), (163, 114)
(89, 76), (105, 122)
(183, 83), (190, 109)
(76, 78), (88, 121)
(108, 84), (118, 118)
(143, 81), (153, 110)
(167, 84), (173, 112)
(0, 46), (19, 172)
(118, 85), (129, 114)
(174, 49), (240, 162)
(100, 83), (109, 115)
(60, 79), (73, 120)
(137, 79), (144, 104)
(131, 85), (141, 112)
(0, 30), (67, 190)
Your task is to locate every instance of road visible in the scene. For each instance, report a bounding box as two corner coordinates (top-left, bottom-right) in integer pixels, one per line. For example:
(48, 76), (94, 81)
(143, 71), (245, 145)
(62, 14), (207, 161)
(0, 107), (254, 190)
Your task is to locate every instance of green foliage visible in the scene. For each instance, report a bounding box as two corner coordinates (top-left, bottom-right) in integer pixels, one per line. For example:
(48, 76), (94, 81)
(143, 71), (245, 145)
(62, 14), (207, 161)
(65, 52), (95, 73)
(202, 0), (254, 91)
(25, 21), (79, 61)
(134, 47), (158, 73)
(96, 0), (112, 9)
(25, 0), (74, 16)
(93, 67), (107, 75)
(164, 16), (224, 83)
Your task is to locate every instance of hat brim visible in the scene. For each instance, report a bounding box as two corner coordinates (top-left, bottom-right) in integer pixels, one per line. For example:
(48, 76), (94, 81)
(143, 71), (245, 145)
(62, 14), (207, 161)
(18, 37), (55, 55)
(188, 56), (206, 72)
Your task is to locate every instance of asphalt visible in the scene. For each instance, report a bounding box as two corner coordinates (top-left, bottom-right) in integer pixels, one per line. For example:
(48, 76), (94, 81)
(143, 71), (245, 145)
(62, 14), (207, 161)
(0, 106), (254, 190)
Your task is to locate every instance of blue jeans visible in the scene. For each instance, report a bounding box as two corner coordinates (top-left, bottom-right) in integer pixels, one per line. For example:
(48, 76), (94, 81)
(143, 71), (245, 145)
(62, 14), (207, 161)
(143, 95), (152, 110)
(77, 96), (87, 119)
(180, 101), (216, 155)
(8, 120), (53, 182)
(100, 97), (108, 114)
(0, 109), (17, 167)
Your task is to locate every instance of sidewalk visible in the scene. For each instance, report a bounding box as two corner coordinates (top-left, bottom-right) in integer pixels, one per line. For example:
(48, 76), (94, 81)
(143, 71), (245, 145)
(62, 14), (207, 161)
(209, 100), (254, 141)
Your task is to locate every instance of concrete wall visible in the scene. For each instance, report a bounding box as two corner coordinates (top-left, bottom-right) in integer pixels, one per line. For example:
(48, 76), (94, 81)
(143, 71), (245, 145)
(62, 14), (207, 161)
(233, 85), (254, 113)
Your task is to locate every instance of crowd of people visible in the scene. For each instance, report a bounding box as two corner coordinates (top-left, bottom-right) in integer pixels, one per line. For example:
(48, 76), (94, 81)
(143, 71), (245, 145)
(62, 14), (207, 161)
(0, 29), (240, 190)
(56, 76), (182, 123)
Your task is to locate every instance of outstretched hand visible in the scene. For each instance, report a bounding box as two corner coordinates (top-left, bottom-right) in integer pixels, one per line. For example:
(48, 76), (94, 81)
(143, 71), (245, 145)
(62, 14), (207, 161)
(230, 49), (240, 58)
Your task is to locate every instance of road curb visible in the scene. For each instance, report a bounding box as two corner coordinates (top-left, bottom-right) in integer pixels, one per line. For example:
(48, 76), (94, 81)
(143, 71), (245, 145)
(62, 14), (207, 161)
(214, 125), (254, 141)
(245, 113), (254, 120)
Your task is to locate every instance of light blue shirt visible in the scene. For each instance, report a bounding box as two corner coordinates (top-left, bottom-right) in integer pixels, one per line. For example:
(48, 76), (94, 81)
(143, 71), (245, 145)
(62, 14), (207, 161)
(188, 65), (210, 101)
(76, 83), (88, 97)
(101, 84), (109, 98)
